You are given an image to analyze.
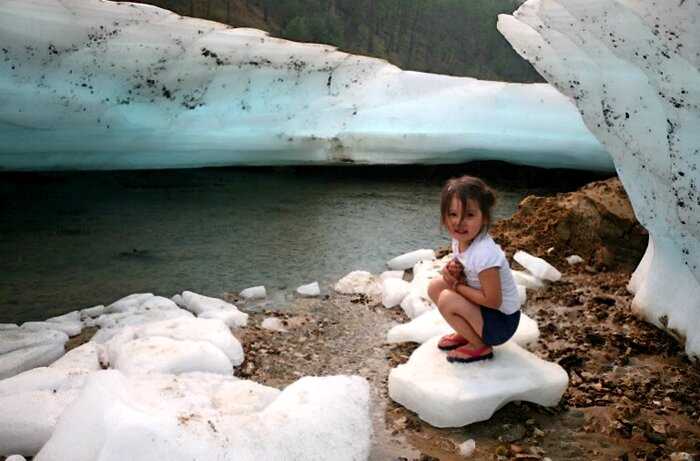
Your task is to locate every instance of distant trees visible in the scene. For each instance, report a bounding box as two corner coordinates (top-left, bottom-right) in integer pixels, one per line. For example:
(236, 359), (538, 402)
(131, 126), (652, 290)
(282, 13), (344, 46)
(133, 0), (541, 82)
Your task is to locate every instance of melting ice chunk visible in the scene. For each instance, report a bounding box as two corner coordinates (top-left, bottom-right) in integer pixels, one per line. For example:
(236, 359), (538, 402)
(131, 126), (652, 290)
(514, 251), (562, 282)
(382, 278), (411, 308)
(511, 270), (544, 289)
(33, 372), (371, 461)
(566, 255), (584, 265)
(388, 338), (568, 427)
(261, 317), (288, 333)
(240, 286), (267, 300)
(296, 281), (320, 297)
(334, 271), (382, 298)
(387, 249), (436, 271)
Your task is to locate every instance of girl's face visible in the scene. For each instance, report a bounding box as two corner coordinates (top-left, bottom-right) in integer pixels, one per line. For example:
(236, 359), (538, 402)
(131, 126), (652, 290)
(445, 196), (485, 247)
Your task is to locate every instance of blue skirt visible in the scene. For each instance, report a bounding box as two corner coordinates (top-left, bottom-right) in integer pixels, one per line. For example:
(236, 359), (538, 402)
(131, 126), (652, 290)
(481, 308), (521, 346)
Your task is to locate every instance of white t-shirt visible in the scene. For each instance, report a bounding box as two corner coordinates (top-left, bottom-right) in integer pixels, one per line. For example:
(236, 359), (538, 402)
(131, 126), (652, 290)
(451, 233), (521, 315)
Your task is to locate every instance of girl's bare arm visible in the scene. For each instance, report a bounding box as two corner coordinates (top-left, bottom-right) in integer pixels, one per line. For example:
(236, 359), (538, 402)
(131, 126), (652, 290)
(451, 267), (502, 309)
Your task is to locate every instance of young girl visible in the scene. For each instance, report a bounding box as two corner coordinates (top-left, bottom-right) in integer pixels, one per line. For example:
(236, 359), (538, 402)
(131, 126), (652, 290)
(427, 176), (521, 363)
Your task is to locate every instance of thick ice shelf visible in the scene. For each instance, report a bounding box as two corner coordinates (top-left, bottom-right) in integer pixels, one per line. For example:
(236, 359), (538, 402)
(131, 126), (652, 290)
(0, 0), (611, 171)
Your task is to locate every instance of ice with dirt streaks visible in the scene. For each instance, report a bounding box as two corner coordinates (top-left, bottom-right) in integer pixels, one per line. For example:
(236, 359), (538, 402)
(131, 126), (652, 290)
(0, 0), (611, 172)
(498, 0), (700, 357)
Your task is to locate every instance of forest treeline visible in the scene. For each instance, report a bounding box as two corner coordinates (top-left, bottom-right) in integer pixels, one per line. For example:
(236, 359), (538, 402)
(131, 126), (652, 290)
(135, 0), (542, 83)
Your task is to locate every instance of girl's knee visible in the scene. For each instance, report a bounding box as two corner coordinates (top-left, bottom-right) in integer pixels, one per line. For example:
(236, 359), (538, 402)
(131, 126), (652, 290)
(439, 290), (479, 313)
(437, 297), (450, 316)
(428, 277), (447, 304)
(437, 289), (457, 314)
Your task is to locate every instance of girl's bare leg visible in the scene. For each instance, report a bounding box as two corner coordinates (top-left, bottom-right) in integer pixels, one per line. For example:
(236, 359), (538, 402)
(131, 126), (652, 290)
(427, 276), (450, 305)
(437, 289), (487, 349)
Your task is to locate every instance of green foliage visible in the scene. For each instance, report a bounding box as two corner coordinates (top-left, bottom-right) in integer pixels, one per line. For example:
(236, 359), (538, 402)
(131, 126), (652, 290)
(283, 16), (311, 41)
(282, 14), (344, 46)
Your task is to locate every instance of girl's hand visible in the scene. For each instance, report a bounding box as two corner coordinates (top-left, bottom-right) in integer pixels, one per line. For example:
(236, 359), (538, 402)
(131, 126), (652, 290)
(441, 267), (461, 290)
(446, 259), (464, 277)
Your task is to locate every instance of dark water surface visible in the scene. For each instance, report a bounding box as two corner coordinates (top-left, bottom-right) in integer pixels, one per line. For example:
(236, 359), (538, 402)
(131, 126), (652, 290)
(0, 165), (604, 323)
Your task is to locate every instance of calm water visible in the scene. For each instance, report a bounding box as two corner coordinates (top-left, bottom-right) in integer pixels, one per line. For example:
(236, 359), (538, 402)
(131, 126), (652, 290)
(1, 167), (565, 323)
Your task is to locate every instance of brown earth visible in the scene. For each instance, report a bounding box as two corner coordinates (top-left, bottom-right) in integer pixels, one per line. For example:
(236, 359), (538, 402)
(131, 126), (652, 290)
(491, 177), (648, 272)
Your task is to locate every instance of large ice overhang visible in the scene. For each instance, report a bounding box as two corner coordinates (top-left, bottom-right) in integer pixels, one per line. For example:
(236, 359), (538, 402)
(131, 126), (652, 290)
(0, 0), (611, 171)
(498, 0), (700, 357)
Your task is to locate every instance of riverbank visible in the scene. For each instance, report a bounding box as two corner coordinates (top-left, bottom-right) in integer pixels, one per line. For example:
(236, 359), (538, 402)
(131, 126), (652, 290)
(4, 176), (698, 461)
(228, 177), (700, 460)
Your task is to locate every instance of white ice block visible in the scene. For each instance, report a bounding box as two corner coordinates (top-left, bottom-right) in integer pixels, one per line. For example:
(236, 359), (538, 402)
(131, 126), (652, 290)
(34, 372), (371, 461)
(104, 317), (244, 366)
(514, 251), (562, 282)
(382, 278), (411, 308)
(0, 329), (68, 355)
(49, 342), (104, 371)
(240, 286), (267, 300)
(0, 0), (611, 173)
(90, 310), (194, 344)
(498, 0), (700, 356)
(334, 271), (382, 298)
(296, 281), (320, 297)
(398, 257), (447, 319)
(21, 321), (81, 337)
(109, 336), (234, 375)
(79, 305), (105, 320)
(0, 367), (90, 456)
(199, 308), (249, 329)
(0, 343), (66, 380)
(388, 338), (568, 427)
(566, 255), (584, 265)
(104, 293), (157, 314)
(379, 270), (405, 281)
(516, 284), (527, 305)
(261, 317), (288, 333)
(46, 311), (80, 324)
(177, 291), (248, 327)
(511, 270), (544, 289)
(387, 249), (436, 271)
(459, 440), (476, 457)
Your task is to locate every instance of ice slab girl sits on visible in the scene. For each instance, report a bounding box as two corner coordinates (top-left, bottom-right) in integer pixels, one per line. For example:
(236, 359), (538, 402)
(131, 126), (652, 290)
(428, 176), (521, 363)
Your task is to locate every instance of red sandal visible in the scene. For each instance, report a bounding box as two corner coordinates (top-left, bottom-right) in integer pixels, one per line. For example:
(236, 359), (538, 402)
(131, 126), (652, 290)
(446, 345), (493, 363)
(437, 333), (469, 351)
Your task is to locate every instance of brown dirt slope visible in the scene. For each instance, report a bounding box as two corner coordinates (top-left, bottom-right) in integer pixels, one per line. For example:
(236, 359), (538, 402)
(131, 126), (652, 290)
(492, 177), (648, 272)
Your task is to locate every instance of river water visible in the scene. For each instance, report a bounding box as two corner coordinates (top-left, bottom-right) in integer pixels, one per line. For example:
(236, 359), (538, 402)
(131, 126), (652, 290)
(0, 166), (587, 323)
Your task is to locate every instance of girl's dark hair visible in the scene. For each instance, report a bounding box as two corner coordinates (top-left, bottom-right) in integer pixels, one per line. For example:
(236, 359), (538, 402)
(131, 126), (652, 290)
(440, 176), (496, 234)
